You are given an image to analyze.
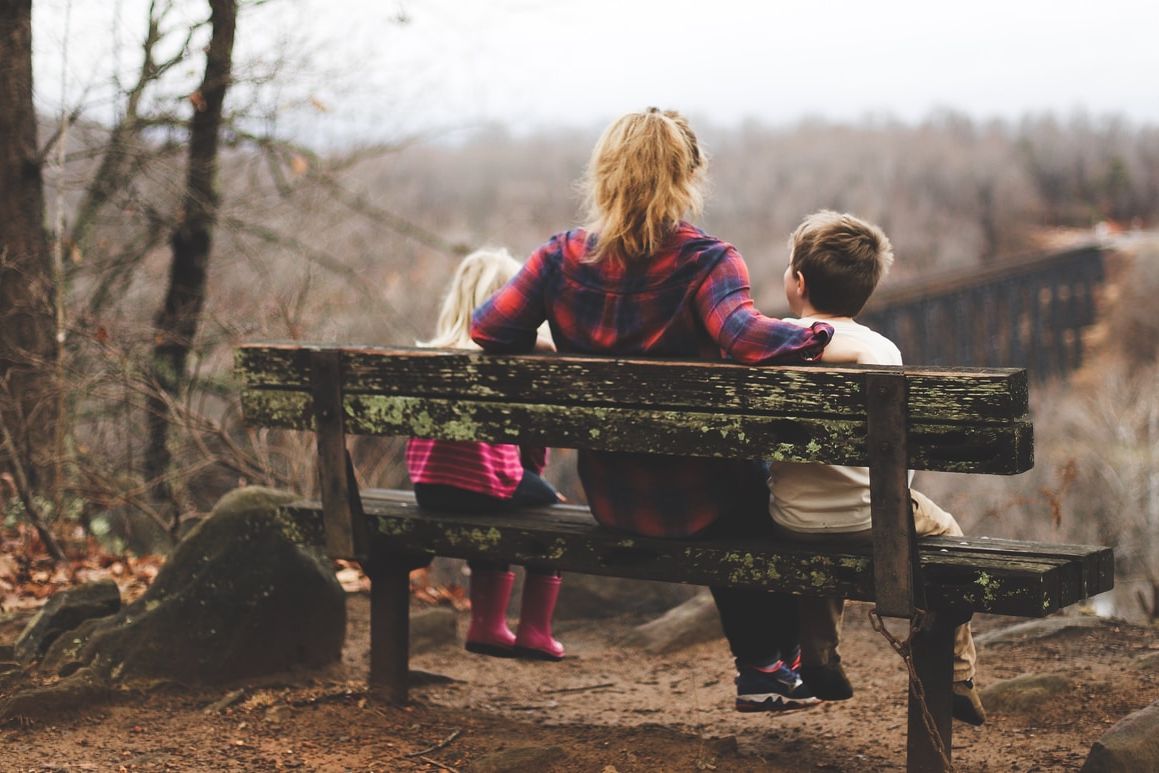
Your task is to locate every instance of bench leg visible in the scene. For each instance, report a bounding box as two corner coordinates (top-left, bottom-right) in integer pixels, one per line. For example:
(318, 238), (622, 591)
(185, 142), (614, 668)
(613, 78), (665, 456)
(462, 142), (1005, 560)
(366, 558), (411, 704)
(906, 609), (957, 773)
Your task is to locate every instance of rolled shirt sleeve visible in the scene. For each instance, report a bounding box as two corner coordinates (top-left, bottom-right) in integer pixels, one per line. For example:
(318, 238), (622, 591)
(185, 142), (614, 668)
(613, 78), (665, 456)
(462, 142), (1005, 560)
(694, 248), (832, 363)
(471, 243), (551, 353)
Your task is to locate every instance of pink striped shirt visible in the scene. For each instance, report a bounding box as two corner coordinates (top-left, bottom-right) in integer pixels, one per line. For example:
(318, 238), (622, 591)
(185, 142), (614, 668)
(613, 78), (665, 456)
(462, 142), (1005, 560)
(406, 438), (547, 499)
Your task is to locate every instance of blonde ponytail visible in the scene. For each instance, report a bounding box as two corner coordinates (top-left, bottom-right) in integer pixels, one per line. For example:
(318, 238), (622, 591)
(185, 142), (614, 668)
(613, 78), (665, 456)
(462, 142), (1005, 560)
(581, 108), (706, 265)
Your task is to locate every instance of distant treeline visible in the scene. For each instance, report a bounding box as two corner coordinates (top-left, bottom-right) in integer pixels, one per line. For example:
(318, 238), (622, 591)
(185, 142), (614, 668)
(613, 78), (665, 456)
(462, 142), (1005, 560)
(54, 109), (1159, 373)
(363, 111), (1158, 305)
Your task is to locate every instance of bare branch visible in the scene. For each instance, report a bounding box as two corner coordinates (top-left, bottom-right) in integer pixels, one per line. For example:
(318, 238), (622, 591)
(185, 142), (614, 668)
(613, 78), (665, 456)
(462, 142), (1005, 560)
(221, 214), (377, 302)
(67, 1), (204, 251)
(0, 388), (67, 562)
(36, 99), (88, 165)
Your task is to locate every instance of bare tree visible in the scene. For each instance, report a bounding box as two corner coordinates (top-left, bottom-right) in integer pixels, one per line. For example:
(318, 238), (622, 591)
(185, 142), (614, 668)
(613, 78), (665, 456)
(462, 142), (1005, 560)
(144, 0), (238, 529)
(0, 0), (60, 497)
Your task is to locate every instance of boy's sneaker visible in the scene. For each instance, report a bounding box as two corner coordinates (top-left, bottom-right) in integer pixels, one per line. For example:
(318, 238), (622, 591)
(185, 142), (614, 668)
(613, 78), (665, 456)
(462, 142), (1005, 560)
(735, 660), (821, 712)
(952, 679), (987, 726)
(800, 661), (854, 701)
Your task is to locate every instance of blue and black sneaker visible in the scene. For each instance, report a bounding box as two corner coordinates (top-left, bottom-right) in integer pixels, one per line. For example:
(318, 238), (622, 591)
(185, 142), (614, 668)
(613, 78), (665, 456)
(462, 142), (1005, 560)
(735, 658), (820, 712)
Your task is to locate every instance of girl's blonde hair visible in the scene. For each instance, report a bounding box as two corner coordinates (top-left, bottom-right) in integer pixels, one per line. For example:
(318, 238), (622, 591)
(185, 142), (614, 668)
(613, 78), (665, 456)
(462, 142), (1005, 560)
(581, 108), (706, 265)
(420, 248), (523, 349)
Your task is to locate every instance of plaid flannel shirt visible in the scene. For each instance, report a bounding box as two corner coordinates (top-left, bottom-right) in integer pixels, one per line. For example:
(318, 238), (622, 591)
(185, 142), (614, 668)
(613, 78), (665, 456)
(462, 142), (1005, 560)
(471, 222), (832, 537)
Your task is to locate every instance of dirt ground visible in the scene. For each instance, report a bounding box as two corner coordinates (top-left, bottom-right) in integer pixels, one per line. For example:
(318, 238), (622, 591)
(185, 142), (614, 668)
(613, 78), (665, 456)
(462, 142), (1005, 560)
(3, 594), (1158, 772)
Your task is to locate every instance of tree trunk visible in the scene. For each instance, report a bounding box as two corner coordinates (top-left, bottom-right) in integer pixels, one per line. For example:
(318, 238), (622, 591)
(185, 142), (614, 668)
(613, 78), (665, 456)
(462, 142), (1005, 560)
(145, 0), (237, 530)
(0, 0), (59, 495)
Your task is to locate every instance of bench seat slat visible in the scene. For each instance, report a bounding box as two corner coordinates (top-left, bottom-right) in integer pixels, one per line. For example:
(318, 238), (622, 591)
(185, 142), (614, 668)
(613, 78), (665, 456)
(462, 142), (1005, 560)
(282, 493), (1098, 617)
(352, 494), (1108, 604)
(362, 497), (1105, 604)
(237, 345), (1029, 424)
(242, 390), (1033, 474)
(922, 536), (1114, 599)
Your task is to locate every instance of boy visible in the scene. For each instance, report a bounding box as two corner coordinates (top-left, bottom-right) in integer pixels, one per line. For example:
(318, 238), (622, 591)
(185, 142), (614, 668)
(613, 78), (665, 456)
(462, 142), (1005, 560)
(769, 210), (986, 725)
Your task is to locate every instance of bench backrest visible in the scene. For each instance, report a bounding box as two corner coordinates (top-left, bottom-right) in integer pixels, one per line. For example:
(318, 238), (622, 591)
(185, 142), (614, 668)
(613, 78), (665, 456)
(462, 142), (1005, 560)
(237, 344), (1032, 473)
(237, 343), (1034, 618)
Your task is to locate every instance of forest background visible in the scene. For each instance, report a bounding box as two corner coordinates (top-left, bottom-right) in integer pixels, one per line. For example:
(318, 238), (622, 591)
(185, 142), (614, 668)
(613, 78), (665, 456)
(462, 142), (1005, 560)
(2, 0), (1159, 625)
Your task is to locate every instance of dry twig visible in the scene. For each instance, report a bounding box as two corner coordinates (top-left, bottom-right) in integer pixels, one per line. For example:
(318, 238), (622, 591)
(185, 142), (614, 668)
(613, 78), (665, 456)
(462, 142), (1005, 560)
(404, 728), (462, 758)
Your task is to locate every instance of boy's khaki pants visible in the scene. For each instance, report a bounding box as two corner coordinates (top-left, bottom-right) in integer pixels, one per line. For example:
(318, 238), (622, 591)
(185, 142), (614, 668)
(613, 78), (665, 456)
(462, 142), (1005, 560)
(779, 490), (977, 682)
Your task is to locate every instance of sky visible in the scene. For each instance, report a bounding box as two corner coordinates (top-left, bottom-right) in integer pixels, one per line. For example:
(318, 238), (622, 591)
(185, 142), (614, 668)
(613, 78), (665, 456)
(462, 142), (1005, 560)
(30, 0), (1159, 144)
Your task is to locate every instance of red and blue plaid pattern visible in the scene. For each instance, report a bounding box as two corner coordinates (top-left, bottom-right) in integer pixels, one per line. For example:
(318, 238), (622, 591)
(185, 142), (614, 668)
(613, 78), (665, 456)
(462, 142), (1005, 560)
(471, 222), (832, 537)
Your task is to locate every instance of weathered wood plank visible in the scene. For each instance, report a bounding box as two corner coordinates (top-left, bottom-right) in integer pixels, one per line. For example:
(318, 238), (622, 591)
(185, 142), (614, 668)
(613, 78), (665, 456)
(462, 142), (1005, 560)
(364, 558), (412, 704)
(281, 498), (1092, 617)
(347, 494), (1099, 608)
(866, 372), (921, 618)
(236, 345), (1030, 424)
(308, 350), (368, 559)
(354, 491), (1105, 597)
(924, 536), (1114, 597)
(243, 390), (1034, 474)
(907, 609), (958, 772)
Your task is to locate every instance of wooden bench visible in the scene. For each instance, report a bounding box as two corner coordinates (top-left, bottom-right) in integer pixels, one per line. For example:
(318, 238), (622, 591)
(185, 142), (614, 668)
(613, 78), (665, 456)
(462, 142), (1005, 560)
(236, 343), (1114, 773)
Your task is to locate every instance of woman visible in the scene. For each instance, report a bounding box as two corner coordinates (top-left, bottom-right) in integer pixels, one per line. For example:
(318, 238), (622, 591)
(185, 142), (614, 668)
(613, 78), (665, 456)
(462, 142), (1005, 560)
(471, 108), (832, 711)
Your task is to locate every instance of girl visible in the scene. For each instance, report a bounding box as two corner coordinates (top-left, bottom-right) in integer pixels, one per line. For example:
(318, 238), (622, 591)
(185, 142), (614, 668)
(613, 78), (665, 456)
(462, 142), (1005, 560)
(407, 248), (566, 660)
(471, 109), (833, 711)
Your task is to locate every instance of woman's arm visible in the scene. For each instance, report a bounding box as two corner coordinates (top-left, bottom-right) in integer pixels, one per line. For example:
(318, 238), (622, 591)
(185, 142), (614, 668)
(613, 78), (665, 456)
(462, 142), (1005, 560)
(695, 248), (832, 363)
(470, 242), (552, 353)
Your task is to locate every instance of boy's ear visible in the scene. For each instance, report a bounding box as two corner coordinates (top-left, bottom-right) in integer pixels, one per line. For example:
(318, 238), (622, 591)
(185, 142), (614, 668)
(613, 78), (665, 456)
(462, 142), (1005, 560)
(794, 270), (809, 301)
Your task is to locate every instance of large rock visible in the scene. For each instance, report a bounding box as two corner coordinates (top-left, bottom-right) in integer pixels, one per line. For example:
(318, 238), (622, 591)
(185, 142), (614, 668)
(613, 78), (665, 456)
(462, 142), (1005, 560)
(40, 487), (345, 685)
(1081, 699), (1159, 773)
(975, 616), (1112, 646)
(410, 606), (459, 653)
(555, 575), (698, 621)
(619, 591), (722, 654)
(14, 580), (121, 664)
(979, 672), (1073, 714)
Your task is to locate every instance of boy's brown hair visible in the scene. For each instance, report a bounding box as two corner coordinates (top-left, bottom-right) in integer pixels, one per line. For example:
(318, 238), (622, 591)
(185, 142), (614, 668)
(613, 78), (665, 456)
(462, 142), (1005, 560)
(789, 210), (894, 317)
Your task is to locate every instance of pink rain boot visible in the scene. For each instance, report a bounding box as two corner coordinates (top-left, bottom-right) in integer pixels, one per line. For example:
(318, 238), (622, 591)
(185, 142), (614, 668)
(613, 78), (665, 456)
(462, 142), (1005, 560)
(514, 573), (565, 661)
(465, 569), (517, 657)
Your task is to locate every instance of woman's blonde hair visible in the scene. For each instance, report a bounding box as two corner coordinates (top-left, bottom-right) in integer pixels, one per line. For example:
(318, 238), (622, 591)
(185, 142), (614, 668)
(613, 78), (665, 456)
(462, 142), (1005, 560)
(581, 108), (706, 264)
(420, 248), (523, 349)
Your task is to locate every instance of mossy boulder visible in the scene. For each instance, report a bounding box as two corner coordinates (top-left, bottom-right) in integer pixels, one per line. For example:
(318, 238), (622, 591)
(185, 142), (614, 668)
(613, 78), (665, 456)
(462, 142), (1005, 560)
(620, 591), (722, 654)
(979, 672), (1073, 714)
(40, 486), (345, 685)
(555, 574), (698, 620)
(14, 580), (121, 664)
